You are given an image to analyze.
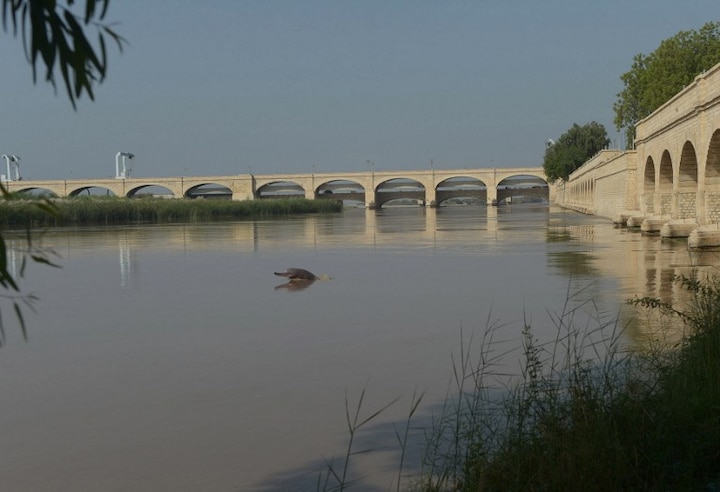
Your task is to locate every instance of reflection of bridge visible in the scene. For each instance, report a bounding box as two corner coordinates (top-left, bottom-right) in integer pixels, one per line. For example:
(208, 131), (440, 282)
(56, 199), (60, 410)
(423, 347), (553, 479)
(6, 168), (551, 208)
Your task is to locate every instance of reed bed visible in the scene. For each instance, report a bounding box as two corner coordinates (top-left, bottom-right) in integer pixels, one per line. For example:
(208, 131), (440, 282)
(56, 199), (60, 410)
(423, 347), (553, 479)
(0, 196), (342, 227)
(321, 276), (720, 491)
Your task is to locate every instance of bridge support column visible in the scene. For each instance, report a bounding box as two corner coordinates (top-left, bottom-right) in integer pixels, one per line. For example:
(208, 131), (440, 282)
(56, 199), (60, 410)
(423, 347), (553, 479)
(425, 187), (437, 207)
(365, 189), (377, 209)
(487, 187), (498, 206)
(698, 189), (707, 224)
(301, 176), (316, 200)
(230, 175), (255, 201)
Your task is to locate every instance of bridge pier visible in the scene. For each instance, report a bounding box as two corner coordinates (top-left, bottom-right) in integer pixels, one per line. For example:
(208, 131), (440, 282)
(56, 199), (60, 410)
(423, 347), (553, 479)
(425, 188), (437, 207)
(231, 191), (253, 200)
(364, 190), (376, 209)
(487, 187), (498, 206)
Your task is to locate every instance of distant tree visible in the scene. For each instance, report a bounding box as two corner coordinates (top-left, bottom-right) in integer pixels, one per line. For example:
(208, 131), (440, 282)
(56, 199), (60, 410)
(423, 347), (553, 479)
(2, 0), (125, 109)
(543, 122), (610, 182)
(613, 22), (720, 149)
(0, 0), (124, 343)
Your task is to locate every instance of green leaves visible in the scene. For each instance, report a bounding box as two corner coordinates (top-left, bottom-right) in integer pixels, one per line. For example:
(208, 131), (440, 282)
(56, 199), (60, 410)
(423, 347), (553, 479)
(614, 21), (720, 148)
(543, 122), (610, 182)
(2, 0), (125, 109)
(0, 1), (111, 343)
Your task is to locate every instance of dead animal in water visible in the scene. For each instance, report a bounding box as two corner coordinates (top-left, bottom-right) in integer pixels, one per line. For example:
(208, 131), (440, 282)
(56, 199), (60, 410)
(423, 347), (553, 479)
(274, 268), (319, 281)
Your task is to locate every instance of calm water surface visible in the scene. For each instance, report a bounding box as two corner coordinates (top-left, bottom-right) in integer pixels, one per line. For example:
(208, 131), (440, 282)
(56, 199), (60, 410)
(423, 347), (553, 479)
(0, 205), (718, 491)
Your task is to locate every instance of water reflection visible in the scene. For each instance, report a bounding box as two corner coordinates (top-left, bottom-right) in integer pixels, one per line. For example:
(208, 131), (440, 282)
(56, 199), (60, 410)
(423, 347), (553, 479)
(274, 279), (316, 291)
(1, 205), (720, 491)
(118, 234), (134, 289)
(5, 206), (717, 340)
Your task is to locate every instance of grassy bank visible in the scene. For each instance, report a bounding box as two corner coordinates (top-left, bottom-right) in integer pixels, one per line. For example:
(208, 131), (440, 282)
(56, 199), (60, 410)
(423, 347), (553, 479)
(417, 275), (720, 491)
(322, 276), (720, 491)
(0, 196), (342, 227)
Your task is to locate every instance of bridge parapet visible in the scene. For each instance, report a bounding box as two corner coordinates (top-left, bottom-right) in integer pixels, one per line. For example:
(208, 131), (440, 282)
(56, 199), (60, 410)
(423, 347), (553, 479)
(636, 62), (720, 144)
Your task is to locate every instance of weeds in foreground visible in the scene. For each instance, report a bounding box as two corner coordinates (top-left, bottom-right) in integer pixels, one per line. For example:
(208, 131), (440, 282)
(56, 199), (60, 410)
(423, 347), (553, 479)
(317, 388), (399, 491)
(320, 275), (720, 490)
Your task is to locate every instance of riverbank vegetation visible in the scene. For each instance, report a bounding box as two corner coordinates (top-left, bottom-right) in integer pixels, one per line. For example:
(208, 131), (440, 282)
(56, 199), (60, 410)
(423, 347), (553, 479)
(0, 196), (342, 228)
(321, 275), (720, 491)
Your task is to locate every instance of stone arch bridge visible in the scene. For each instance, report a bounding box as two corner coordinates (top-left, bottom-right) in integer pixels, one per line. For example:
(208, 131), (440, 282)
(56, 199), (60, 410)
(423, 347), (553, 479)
(6, 168), (550, 208)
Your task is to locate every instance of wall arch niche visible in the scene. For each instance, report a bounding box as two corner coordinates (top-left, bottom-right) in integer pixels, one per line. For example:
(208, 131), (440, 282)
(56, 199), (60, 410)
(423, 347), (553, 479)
(658, 150), (673, 216)
(643, 156), (655, 214)
(677, 141), (698, 219)
(705, 129), (720, 222)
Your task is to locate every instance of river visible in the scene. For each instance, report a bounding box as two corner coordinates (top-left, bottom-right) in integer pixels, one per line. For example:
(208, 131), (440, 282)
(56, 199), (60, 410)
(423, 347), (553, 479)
(0, 204), (717, 491)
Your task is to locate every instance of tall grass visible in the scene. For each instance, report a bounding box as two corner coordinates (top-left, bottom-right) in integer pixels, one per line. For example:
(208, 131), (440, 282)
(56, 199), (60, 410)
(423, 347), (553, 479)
(0, 196), (342, 227)
(321, 276), (720, 491)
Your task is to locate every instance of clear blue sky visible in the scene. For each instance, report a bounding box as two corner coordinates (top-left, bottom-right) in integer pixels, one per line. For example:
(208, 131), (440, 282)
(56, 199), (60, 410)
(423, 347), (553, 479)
(1, 1), (717, 180)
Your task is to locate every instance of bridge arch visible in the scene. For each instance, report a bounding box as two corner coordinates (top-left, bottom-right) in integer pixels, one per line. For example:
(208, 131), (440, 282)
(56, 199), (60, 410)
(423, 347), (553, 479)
(658, 150), (673, 216)
(69, 186), (117, 197)
(679, 141), (698, 188)
(705, 129), (720, 222)
(13, 186), (59, 198)
(374, 177), (425, 208)
(184, 183), (232, 199)
(678, 141), (698, 219)
(315, 179), (365, 206)
(494, 170), (548, 184)
(256, 180), (306, 199)
(643, 156), (656, 214)
(495, 174), (549, 205)
(127, 184), (176, 198)
(435, 176), (487, 206)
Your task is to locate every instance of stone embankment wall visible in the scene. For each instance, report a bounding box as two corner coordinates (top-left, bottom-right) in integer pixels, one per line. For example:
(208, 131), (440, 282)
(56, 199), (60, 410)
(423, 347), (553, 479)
(555, 60), (720, 225)
(554, 150), (637, 220)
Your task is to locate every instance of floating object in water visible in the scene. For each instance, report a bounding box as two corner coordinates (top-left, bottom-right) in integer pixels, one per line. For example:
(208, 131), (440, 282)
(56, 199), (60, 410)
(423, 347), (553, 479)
(274, 268), (318, 281)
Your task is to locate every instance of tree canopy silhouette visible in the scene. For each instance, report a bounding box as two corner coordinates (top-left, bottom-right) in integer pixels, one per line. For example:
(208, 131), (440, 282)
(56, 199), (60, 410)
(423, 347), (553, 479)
(543, 122), (610, 182)
(613, 21), (720, 148)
